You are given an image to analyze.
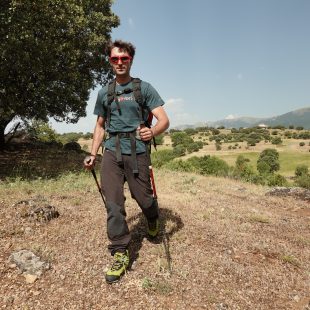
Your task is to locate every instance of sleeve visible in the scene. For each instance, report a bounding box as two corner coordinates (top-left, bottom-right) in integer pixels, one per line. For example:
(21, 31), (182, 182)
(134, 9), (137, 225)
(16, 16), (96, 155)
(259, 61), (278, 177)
(93, 88), (107, 117)
(143, 82), (165, 112)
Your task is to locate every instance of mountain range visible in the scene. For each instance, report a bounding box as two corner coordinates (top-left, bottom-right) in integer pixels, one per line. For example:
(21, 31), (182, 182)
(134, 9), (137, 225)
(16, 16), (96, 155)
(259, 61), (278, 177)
(175, 107), (310, 130)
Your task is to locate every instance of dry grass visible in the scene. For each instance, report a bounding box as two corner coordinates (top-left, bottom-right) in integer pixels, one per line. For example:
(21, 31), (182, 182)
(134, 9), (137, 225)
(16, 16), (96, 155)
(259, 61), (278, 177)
(0, 141), (310, 310)
(1, 146), (310, 309)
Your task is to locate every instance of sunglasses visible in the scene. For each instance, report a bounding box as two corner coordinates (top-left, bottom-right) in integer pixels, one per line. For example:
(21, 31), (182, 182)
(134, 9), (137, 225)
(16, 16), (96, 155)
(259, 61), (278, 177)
(109, 56), (132, 64)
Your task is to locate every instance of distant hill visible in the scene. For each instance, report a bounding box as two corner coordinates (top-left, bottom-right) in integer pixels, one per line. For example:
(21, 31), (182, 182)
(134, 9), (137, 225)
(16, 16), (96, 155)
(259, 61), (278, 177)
(256, 107), (310, 129)
(210, 107), (310, 129)
(174, 107), (310, 130)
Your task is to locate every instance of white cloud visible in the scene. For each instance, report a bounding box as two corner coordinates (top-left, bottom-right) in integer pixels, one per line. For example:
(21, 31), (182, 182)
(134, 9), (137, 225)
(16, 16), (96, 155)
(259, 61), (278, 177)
(165, 98), (199, 126)
(128, 18), (134, 28)
(225, 114), (237, 120)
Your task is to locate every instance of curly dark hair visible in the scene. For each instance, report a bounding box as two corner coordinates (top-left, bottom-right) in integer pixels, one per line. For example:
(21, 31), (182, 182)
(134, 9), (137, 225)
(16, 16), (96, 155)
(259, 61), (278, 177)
(107, 40), (136, 58)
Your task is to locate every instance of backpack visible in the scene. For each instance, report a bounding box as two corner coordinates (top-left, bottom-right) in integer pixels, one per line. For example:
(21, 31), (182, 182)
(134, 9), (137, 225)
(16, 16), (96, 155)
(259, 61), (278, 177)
(106, 77), (153, 129)
(105, 78), (156, 173)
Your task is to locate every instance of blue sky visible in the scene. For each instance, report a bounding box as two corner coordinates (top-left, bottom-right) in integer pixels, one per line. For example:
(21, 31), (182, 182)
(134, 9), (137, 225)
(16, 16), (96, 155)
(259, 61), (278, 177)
(52, 0), (310, 133)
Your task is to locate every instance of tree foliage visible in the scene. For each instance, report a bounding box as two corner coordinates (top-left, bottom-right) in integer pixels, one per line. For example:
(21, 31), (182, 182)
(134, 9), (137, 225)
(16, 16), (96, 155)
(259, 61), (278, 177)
(257, 148), (280, 174)
(0, 0), (119, 147)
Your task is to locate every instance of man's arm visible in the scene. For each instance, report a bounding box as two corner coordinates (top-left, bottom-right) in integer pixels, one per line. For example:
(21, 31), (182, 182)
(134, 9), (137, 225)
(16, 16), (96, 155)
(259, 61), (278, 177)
(139, 106), (170, 141)
(84, 115), (105, 169)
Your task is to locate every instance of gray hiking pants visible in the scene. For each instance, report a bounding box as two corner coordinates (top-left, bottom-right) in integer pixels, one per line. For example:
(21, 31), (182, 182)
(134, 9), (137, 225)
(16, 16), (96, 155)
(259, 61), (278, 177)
(100, 149), (159, 255)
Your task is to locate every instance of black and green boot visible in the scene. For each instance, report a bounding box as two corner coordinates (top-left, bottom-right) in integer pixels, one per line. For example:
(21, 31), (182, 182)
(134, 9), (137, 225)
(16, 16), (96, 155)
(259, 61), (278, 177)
(105, 250), (129, 284)
(147, 218), (159, 238)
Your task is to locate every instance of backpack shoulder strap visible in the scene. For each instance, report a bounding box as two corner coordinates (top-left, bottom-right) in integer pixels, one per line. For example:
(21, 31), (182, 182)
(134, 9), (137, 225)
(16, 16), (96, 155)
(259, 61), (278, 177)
(131, 78), (145, 125)
(132, 78), (157, 150)
(106, 79), (116, 128)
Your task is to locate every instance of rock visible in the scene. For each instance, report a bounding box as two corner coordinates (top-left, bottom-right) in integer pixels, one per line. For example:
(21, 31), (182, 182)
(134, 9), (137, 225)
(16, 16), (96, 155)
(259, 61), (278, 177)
(24, 274), (38, 284)
(266, 186), (310, 201)
(24, 227), (33, 235)
(13, 196), (59, 222)
(9, 250), (50, 277)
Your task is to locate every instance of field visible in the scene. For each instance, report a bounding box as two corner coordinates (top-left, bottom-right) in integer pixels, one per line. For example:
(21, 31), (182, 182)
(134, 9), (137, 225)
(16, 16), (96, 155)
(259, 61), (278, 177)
(185, 139), (309, 177)
(0, 143), (310, 309)
(159, 133), (309, 178)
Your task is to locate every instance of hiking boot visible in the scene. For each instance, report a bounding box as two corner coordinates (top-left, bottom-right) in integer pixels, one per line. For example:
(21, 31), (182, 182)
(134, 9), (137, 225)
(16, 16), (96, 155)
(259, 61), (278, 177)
(105, 250), (129, 284)
(147, 218), (159, 238)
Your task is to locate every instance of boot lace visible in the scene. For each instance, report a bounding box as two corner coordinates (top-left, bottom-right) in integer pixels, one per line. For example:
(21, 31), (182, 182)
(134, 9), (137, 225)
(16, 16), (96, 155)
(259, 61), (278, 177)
(110, 252), (128, 271)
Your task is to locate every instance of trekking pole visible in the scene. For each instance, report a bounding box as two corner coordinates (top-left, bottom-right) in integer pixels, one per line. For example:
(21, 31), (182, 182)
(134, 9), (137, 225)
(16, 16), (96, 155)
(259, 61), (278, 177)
(85, 156), (106, 207)
(149, 164), (157, 199)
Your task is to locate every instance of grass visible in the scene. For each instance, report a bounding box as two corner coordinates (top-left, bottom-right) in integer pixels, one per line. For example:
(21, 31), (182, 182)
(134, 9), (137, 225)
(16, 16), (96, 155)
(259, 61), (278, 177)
(248, 214), (271, 224)
(162, 135), (309, 178)
(204, 150), (309, 177)
(281, 254), (300, 267)
(0, 170), (96, 196)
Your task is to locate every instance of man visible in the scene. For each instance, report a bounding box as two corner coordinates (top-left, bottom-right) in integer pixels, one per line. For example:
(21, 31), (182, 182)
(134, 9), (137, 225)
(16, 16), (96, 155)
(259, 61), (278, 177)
(84, 40), (170, 284)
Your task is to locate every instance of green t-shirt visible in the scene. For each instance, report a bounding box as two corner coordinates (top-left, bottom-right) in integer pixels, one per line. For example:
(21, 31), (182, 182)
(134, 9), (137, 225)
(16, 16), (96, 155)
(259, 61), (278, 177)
(94, 79), (164, 154)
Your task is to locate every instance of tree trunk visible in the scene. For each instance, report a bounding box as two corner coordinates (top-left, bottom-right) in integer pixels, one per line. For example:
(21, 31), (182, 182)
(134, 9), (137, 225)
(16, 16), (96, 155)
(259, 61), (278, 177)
(0, 118), (13, 150)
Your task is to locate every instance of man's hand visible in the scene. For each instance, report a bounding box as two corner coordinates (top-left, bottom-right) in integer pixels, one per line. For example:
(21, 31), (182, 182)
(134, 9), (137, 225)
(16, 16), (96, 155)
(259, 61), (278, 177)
(138, 125), (154, 141)
(84, 155), (96, 170)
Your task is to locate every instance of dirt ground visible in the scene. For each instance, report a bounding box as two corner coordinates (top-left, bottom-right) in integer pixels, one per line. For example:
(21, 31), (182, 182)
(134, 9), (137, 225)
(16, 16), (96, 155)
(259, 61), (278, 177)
(0, 145), (310, 309)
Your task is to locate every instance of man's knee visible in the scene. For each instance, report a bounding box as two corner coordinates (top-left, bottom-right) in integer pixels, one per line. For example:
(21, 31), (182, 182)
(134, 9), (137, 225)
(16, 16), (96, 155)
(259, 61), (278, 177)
(106, 201), (129, 239)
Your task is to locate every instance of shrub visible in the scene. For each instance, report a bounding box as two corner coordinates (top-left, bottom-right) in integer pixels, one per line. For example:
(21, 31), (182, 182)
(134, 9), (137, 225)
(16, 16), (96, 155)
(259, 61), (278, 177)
(173, 145), (186, 157)
(187, 155), (230, 177)
(295, 165), (309, 177)
(63, 141), (81, 151)
(171, 132), (194, 147)
(25, 120), (58, 143)
(215, 142), (221, 150)
(257, 149), (280, 174)
(211, 129), (220, 135)
(271, 137), (282, 145)
(257, 161), (271, 175)
(235, 155), (250, 170)
(184, 128), (197, 135)
(83, 132), (93, 140)
(299, 142), (305, 147)
(246, 138), (256, 146)
(187, 142), (200, 153)
(154, 134), (164, 145)
(267, 174), (288, 187)
(295, 174), (310, 189)
(151, 150), (176, 168)
(196, 141), (204, 149)
(284, 131), (292, 138)
(58, 132), (83, 144)
(163, 159), (194, 172)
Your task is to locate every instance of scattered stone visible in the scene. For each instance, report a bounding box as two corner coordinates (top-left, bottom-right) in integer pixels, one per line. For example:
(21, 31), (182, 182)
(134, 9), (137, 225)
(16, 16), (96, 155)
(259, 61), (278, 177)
(24, 227), (33, 235)
(24, 274), (38, 284)
(9, 249), (50, 279)
(217, 303), (229, 309)
(33, 290), (41, 296)
(266, 187), (310, 202)
(13, 196), (59, 222)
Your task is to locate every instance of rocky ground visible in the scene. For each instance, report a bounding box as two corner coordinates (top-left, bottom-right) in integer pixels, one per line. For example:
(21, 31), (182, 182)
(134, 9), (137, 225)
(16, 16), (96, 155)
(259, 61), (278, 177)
(0, 146), (310, 309)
